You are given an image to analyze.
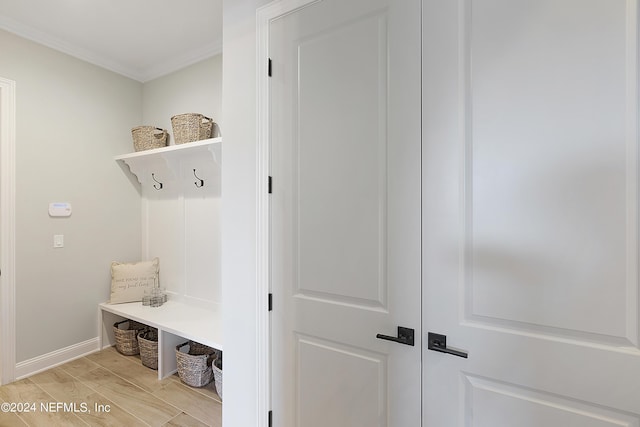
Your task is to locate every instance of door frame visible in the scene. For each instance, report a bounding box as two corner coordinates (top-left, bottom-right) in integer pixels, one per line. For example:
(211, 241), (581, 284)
(256, 1), (323, 426)
(0, 76), (16, 385)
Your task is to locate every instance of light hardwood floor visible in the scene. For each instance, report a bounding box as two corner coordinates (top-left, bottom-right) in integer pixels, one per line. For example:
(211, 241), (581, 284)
(0, 346), (222, 427)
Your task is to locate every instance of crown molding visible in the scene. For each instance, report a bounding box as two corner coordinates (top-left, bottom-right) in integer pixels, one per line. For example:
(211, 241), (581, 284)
(0, 14), (222, 83)
(0, 14), (144, 80)
(139, 38), (223, 82)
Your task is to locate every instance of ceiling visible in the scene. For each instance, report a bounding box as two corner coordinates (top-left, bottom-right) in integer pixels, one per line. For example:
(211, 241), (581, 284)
(0, 0), (223, 82)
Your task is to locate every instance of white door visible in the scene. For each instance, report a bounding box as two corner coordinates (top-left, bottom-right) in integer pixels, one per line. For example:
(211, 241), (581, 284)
(423, 0), (640, 425)
(269, 0), (421, 426)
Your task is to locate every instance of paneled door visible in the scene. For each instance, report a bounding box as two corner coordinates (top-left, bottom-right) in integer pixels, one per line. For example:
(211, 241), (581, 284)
(423, 0), (640, 425)
(269, 0), (421, 426)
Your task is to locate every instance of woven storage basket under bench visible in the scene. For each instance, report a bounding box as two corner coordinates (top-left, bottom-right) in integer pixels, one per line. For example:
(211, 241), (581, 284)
(175, 341), (218, 388)
(113, 319), (147, 356)
(212, 354), (223, 400)
(138, 328), (159, 370)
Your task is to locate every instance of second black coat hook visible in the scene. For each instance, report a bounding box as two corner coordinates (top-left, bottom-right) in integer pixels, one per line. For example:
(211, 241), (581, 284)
(193, 169), (204, 188)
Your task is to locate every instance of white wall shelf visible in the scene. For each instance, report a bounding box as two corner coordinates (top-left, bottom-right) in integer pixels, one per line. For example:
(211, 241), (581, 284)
(115, 137), (221, 190)
(99, 301), (222, 380)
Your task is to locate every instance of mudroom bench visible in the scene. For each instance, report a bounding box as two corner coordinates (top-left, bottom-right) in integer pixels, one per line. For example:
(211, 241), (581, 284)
(98, 300), (222, 380)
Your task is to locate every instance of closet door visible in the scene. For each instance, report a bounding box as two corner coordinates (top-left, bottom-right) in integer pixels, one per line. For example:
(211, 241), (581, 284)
(423, 0), (640, 425)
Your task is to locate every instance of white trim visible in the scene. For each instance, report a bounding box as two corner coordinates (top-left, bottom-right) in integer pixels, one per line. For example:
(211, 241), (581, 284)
(255, 1), (321, 426)
(0, 77), (16, 385)
(625, 0), (639, 347)
(14, 338), (100, 380)
(256, 7), (272, 426)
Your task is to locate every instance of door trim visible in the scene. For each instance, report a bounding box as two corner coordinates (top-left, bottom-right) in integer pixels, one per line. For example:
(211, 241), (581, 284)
(256, 1), (322, 425)
(0, 76), (16, 385)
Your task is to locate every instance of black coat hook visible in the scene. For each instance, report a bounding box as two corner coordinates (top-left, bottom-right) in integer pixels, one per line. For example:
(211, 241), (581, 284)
(193, 169), (204, 188)
(152, 173), (163, 190)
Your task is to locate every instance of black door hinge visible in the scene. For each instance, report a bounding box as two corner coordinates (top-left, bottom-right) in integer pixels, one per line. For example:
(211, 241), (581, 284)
(268, 293), (273, 311)
(268, 58), (272, 77)
(268, 176), (273, 194)
(268, 410), (273, 427)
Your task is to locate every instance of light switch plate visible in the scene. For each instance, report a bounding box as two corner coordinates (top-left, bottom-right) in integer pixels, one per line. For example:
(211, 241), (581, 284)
(53, 235), (64, 248)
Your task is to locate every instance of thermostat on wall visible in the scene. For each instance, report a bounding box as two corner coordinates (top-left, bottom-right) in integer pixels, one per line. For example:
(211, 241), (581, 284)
(49, 202), (72, 217)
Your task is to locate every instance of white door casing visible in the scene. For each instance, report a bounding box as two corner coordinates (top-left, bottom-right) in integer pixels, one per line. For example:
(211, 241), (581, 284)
(0, 76), (16, 385)
(423, 0), (640, 425)
(268, 0), (422, 426)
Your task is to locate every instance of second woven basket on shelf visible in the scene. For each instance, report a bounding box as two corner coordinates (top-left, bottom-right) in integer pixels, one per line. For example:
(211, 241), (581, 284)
(170, 113), (214, 145)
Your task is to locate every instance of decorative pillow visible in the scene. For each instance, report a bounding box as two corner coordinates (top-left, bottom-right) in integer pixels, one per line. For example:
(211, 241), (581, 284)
(109, 258), (159, 304)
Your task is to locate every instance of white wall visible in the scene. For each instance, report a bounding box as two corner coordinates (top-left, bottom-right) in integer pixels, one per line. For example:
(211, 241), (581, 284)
(141, 55), (224, 308)
(221, 0), (270, 425)
(0, 29), (143, 363)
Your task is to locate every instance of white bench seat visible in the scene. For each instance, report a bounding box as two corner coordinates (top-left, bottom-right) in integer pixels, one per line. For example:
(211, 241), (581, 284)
(99, 300), (222, 379)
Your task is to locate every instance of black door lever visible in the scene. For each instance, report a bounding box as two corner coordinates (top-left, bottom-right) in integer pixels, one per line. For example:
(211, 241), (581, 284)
(427, 332), (468, 358)
(376, 326), (415, 346)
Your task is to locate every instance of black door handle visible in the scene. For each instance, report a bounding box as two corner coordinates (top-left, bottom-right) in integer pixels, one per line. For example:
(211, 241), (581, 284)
(427, 332), (468, 358)
(376, 326), (415, 346)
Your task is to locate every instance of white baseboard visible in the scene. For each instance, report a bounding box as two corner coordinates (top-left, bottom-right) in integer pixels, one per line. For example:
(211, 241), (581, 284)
(14, 337), (100, 380)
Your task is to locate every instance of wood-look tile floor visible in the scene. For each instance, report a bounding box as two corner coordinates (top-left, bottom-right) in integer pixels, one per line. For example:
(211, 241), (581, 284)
(0, 346), (222, 427)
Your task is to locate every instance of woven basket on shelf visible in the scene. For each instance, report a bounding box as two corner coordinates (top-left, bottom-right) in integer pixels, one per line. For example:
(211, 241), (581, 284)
(171, 113), (214, 145)
(137, 328), (158, 370)
(212, 354), (222, 400)
(131, 126), (168, 151)
(175, 341), (216, 387)
(113, 320), (146, 356)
